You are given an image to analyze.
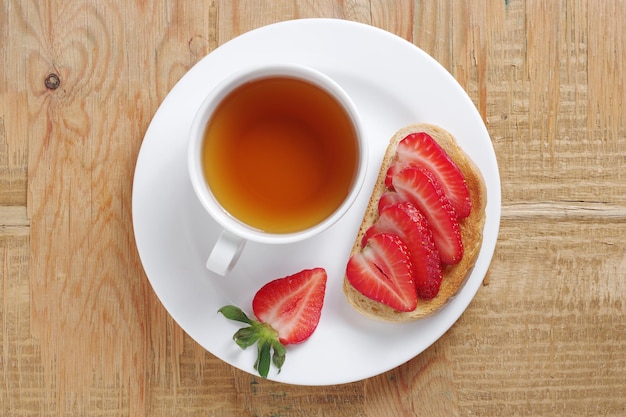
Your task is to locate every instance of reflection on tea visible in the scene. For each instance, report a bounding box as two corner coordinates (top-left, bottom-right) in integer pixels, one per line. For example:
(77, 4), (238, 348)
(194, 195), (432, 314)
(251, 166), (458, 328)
(202, 76), (358, 233)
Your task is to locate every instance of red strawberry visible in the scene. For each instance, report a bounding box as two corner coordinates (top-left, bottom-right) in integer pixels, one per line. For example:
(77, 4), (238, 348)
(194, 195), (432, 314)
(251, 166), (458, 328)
(346, 233), (417, 312)
(378, 190), (404, 214)
(392, 166), (463, 265)
(362, 203), (444, 299)
(218, 268), (327, 378)
(385, 132), (472, 218)
(252, 268), (327, 345)
(384, 163), (400, 189)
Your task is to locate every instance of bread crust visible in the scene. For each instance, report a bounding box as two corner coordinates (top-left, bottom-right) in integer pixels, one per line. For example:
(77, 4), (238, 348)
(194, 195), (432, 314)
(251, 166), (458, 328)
(343, 123), (487, 322)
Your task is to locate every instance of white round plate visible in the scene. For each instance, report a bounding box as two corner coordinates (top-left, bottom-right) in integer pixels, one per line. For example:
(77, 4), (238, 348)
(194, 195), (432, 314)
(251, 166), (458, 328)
(132, 18), (501, 386)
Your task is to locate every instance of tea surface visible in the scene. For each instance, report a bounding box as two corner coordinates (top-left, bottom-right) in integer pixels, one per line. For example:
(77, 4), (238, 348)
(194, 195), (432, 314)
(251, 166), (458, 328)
(202, 77), (358, 233)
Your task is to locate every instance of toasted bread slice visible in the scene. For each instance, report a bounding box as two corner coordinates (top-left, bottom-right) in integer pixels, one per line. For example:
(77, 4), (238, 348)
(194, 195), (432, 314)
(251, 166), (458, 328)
(343, 123), (487, 322)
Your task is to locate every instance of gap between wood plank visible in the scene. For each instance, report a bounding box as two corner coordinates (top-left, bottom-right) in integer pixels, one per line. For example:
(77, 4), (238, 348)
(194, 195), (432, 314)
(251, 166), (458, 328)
(502, 202), (626, 220)
(0, 205), (30, 236)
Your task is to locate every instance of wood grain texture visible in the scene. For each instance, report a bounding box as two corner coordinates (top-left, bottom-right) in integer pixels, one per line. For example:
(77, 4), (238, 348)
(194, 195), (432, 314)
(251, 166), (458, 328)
(1, 0), (625, 416)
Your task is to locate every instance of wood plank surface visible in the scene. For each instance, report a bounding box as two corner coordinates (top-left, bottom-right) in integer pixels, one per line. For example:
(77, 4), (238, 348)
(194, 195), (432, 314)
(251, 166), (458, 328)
(1, 0), (625, 416)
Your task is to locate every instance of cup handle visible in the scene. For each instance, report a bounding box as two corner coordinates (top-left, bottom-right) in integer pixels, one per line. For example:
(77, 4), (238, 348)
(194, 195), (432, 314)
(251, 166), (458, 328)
(206, 230), (246, 276)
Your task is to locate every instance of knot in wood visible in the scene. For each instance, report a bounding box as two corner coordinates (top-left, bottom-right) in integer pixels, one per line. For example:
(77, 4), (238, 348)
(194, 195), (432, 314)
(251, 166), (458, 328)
(45, 73), (61, 90)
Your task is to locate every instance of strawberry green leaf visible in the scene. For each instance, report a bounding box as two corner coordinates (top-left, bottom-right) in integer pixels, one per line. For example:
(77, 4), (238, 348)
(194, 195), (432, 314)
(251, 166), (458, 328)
(271, 340), (286, 372)
(232, 326), (261, 349)
(218, 305), (252, 324)
(255, 339), (272, 378)
(218, 305), (287, 379)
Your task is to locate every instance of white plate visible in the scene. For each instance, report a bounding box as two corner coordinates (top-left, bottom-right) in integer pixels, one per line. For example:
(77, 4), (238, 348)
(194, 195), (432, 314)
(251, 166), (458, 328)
(132, 18), (501, 386)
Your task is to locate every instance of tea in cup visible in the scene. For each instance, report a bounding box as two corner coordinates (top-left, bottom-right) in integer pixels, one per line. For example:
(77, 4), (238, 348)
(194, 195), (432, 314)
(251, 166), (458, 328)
(188, 64), (367, 275)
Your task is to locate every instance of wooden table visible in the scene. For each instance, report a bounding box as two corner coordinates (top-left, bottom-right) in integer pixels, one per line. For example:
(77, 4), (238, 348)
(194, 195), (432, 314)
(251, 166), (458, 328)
(2, 1), (625, 415)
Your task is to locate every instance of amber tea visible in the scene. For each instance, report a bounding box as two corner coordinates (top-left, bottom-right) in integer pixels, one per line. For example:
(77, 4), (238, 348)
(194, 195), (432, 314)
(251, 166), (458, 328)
(201, 76), (359, 234)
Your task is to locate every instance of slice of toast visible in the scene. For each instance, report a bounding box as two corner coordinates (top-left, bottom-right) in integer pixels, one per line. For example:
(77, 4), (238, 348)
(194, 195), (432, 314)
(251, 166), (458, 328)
(343, 123), (487, 322)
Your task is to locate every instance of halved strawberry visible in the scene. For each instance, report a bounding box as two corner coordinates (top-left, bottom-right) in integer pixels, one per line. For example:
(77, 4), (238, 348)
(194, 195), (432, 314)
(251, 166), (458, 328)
(392, 166), (463, 265)
(346, 232), (416, 312)
(219, 268), (327, 378)
(362, 203), (444, 299)
(252, 268), (326, 345)
(385, 132), (472, 218)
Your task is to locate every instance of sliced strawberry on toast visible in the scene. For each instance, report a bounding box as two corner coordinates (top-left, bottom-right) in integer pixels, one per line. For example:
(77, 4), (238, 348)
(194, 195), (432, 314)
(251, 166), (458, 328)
(219, 268), (327, 378)
(378, 190), (404, 214)
(346, 233), (416, 312)
(385, 132), (472, 218)
(392, 166), (464, 265)
(362, 203), (444, 299)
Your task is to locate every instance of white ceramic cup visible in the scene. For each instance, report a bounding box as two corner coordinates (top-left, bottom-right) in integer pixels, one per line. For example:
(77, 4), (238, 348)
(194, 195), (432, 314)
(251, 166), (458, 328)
(188, 63), (368, 275)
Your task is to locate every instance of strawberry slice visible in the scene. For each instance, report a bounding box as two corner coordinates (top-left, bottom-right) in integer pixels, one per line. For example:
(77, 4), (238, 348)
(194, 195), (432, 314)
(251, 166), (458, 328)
(384, 163), (400, 189)
(346, 233), (416, 312)
(392, 166), (463, 265)
(218, 268), (327, 378)
(362, 203), (444, 299)
(378, 190), (404, 214)
(385, 132), (472, 218)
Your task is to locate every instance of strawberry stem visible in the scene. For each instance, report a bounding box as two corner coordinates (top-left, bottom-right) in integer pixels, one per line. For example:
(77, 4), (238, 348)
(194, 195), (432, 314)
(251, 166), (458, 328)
(218, 305), (286, 378)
